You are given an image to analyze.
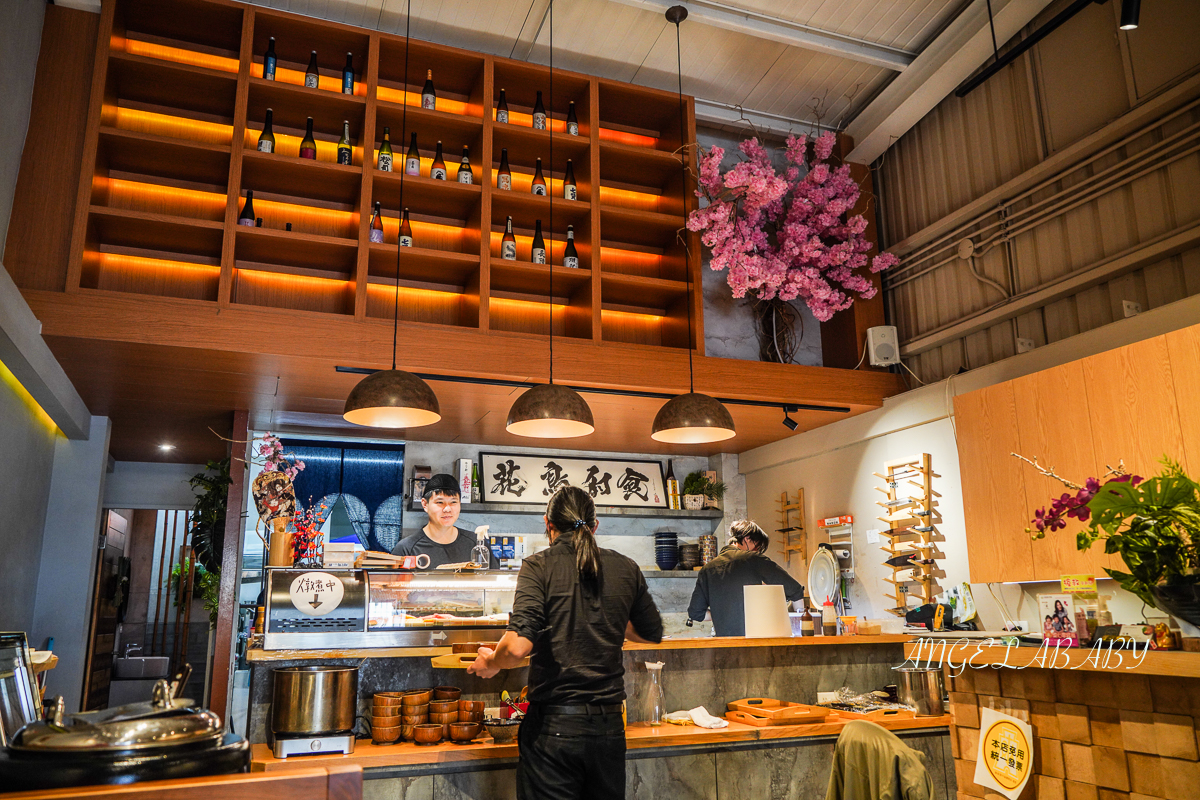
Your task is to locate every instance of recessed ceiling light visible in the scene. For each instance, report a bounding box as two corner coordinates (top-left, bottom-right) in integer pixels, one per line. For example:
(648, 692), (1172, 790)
(159, 443), (175, 451)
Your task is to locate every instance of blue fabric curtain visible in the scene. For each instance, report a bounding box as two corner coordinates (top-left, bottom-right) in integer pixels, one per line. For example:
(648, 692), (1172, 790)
(281, 439), (405, 552)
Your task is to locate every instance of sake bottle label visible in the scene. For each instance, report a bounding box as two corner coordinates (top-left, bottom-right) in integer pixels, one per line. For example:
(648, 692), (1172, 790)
(532, 113), (547, 130)
(501, 241), (516, 260)
(405, 158), (420, 176)
(431, 167), (446, 180)
(342, 75), (353, 94)
(305, 74), (318, 89)
(422, 94), (435, 110)
(299, 146), (316, 159)
(532, 249), (546, 264)
(497, 110), (509, 123)
(567, 122), (578, 136)
(532, 184), (546, 196)
(498, 175), (511, 190)
(238, 217), (255, 227)
(458, 170), (473, 184)
(337, 147), (351, 165)
(564, 186), (577, 201)
(399, 235), (413, 248)
(370, 229), (384, 244)
(563, 256), (578, 269)
(378, 153), (392, 171)
(264, 58), (276, 80)
(258, 140), (273, 153)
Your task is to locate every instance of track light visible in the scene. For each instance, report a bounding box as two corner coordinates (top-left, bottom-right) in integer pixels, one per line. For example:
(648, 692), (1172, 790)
(1120, 0), (1140, 30)
(782, 409), (798, 431)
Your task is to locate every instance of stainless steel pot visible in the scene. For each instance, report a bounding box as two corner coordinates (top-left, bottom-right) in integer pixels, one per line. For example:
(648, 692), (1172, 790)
(894, 665), (945, 717)
(271, 665), (358, 736)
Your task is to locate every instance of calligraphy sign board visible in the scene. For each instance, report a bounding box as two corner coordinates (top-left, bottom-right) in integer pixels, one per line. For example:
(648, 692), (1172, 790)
(479, 452), (667, 508)
(974, 707), (1033, 799)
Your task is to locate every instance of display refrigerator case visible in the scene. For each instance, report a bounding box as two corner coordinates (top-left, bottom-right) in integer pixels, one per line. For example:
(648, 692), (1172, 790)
(263, 568), (518, 650)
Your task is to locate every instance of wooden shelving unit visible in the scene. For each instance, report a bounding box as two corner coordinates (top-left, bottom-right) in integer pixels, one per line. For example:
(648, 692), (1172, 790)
(875, 454), (946, 617)
(72, 0), (702, 351)
(776, 489), (806, 567)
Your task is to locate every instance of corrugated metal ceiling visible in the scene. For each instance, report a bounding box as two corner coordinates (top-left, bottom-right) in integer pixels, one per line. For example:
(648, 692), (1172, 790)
(243, 0), (968, 128)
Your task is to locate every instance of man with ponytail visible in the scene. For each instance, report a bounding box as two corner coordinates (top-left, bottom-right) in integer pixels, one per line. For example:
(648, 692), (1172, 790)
(468, 485), (662, 799)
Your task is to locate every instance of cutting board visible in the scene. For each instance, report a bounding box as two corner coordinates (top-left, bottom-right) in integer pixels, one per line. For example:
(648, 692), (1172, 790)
(430, 653), (531, 670)
(724, 698), (831, 725)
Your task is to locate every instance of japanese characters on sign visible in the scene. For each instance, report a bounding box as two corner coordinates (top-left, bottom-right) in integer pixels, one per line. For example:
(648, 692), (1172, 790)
(288, 571), (346, 616)
(973, 708), (1033, 799)
(479, 453), (667, 508)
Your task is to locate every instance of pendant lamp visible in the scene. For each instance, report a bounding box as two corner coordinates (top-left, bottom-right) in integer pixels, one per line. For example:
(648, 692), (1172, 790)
(651, 6), (735, 444)
(343, 0), (441, 430)
(506, 0), (595, 439)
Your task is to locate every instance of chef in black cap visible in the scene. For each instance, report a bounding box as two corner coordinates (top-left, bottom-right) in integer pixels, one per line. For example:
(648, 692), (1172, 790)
(391, 473), (498, 568)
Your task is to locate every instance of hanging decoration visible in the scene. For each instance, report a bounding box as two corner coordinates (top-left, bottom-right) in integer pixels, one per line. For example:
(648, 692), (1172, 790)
(686, 133), (898, 322)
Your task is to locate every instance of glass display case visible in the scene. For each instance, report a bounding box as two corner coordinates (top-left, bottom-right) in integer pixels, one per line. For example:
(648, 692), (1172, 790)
(367, 571), (517, 631)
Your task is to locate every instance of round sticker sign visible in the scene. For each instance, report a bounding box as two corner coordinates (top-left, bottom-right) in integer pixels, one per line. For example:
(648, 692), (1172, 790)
(982, 718), (1030, 790)
(289, 572), (345, 616)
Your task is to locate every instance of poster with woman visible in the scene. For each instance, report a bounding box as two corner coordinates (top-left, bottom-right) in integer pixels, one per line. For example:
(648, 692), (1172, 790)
(1037, 594), (1078, 646)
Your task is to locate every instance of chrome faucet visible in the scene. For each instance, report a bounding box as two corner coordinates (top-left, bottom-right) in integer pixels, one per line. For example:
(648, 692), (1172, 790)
(124, 643), (143, 658)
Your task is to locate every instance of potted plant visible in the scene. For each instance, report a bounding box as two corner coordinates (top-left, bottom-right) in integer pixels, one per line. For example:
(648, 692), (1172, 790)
(1018, 455), (1200, 630)
(682, 472), (726, 510)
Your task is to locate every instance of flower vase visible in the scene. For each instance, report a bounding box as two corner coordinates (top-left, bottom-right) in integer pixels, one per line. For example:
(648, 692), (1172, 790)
(268, 516), (293, 567)
(683, 495), (704, 510)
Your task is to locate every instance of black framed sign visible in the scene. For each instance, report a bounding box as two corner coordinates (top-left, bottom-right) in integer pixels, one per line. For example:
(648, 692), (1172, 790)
(479, 452), (667, 508)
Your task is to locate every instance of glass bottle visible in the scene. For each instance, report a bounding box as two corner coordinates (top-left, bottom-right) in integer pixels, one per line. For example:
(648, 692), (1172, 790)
(378, 127), (393, 171)
(304, 50), (319, 89)
(399, 208), (414, 247)
(531, 158), (546, 196)
(299, 117), (317, 160)
(263, 37), (277, 81)
(430, 140), (446, 180)
(497, 148), (512, 190)
(370, 201), (384, 243)
(496, 88), (509, 123)
(342, 52), (354, 94)
(457, 146), (473, 184)
(566, 101), (579, 136)
(501, 216), (516, 260)
(422, 69), (435, 110)
(238, 191), (255, 226)
(643, 662), (665, 726)
(563, 159), (577, 200)
(405, 132), (420, 176)
(257, 108), (275, 153)
(532, 90), (546, 130)
(337, 120), (352, 165)
(563, 225), (578, 269)
(531, 220), (546, 264)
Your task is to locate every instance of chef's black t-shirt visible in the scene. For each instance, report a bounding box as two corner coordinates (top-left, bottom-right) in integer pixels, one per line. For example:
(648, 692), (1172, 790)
(391, 528), (500, 569)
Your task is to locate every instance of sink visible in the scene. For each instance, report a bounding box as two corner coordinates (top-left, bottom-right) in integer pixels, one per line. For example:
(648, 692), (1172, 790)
(112, 656), (170, 679)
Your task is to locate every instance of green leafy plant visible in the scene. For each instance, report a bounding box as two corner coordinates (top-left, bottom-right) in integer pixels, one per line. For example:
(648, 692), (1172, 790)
(189, 458), (232, 572)
(169, 558), (221, 628)
(682, 471), (726, 500)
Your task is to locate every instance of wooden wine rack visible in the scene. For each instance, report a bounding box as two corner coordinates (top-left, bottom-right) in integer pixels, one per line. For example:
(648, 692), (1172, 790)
(875, 454), (945, 617)
(776, 488), (806, 567)
(69, 0), (702, 349)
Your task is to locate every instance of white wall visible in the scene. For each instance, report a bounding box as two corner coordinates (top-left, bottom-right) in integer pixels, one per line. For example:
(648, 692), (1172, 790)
(104, 461), (208, 509)
(740, 292), (1200, 631)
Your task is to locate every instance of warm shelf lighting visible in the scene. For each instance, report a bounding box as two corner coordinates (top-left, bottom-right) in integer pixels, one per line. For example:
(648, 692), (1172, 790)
(488, 170), (569, 195)
(99, 178), (227, 219)
(252, 199), (357, 238)
(377, 86), (469, 116)
(89, 252), (220, 276)
(107, 107), (233, 145)
(115, 37), (239, 73)
(490, 297), (569, 313)
(251, 64), (369, 97)
(599, 186), (662, 211)
(367, 283), (463, 300)
(246, 129), (364, 164)
(599, 128), (659, 148)
(601, 308), (664, 322)
(236, 269), (349, 287)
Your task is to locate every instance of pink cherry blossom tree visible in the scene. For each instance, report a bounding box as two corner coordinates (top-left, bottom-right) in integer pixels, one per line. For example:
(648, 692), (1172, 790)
(687, 131), (897, 322)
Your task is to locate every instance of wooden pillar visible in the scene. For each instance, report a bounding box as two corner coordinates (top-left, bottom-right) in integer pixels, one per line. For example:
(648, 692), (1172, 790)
(208, 410), (248, 721)
(819, 133), (886, 370)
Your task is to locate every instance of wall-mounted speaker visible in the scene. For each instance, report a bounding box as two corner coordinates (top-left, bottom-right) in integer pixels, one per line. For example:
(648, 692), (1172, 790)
(867, 325), (900, 366)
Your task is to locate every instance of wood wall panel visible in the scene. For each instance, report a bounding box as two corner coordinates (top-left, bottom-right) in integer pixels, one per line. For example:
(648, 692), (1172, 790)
(1012, 362), (1107, 580)
(953, 382), (1033, 583)
(1165, 324), (1200, 473)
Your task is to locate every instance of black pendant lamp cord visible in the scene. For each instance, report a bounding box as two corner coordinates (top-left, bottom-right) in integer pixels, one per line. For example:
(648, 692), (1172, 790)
(674, 18), (694, 394)
(548, 0), (555, 385)
(985, 0), (999, 63)
(392, 0), (412, 371)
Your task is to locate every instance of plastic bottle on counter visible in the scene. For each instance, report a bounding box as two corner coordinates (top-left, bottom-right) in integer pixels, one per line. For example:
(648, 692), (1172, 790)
(799, 604), (815, 636)
(822, 599), (837, 636)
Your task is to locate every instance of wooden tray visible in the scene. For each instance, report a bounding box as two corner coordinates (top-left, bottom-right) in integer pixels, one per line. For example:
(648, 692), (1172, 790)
(826, 706), (916, 721)
(725, 698), (831, 724)
(430, 653), (531, 670)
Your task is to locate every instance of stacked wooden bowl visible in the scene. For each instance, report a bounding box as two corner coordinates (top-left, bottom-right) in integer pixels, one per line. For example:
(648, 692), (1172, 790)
(371, 692), (404, 744)
(400, 689), (432, 742)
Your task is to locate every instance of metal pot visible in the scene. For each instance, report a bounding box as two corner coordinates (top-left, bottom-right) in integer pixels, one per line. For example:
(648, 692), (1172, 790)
(271, 665), (358, 736)
(893, 665), (945, 717)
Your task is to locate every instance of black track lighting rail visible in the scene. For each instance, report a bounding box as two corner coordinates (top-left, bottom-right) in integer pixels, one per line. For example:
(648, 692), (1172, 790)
(334, 366), (851, 415)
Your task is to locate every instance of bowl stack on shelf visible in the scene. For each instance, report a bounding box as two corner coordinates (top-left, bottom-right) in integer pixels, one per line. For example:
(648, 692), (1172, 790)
(654, 531), (679, 570)
(677, 542), (700, 570)
(699, 534), (718, 565)
(372, 692), (404, 744)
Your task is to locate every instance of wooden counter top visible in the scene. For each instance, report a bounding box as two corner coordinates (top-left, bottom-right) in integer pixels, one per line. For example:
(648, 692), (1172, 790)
(904, 639), (1200, 677)
(249, 714), (950, 772)
(248, 634), (910, 662)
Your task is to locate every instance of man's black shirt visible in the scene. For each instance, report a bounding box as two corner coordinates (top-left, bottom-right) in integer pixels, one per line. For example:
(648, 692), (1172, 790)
(391, 527), (499, 569)
(687, 545), (804, 636)
(507, 534), (663, 706)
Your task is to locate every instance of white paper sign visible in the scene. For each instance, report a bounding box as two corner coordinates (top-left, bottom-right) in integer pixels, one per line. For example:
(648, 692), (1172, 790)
(289, 571), (345, 617)
(973, 707), (1034, 799)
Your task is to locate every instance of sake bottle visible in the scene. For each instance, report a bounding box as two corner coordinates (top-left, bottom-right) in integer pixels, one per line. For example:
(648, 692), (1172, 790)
(337, 120), (352, 165)
(532, 90), (546, 130)
(563, 159), (577, 200)
(238, 191), (256, 226)
(531, 158), (546, 196)
(497, 148), (512, 190)
(299, 117), (317, 160)
(257, 108), (275, 153)
(399, 208), (414, 247)
(457, 146), (473, 184)
(496, 88), (509, 123)
(369, 201), (384, 243)
(563, 225), (579, 269)
(342, 53), (354, 94)
(304, 50), (319, 89)
(430, 140), (446, 180)
(531, 220), (546, 264)
(501, 216), (516, 260)
(378, 127), (393, 171)
(405, 132), (420, 176)
(566, 101), (578, 136)
(263, 37), (277, 81)
(422, 69), (435, 110)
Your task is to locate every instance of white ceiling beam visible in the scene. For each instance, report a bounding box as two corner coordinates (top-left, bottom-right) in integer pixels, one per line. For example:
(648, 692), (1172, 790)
(845, 0), (1055, 165)
(694, 98), (822, 140)
(603, 0), (916, 72)
(53, 0), (101, 11)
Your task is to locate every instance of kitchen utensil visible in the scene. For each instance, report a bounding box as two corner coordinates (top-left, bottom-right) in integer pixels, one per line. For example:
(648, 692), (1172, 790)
(826, 706), (916, 721)
(807, 548), (840, 612)
(271, 665), (358, 737)
(893, 665), (945, 716)
(0, 633), (42, 748)
(449, 721), (482, 743)
(402, 689), (432, 705)
(484, 718), (520, 744)
(725, 699), (831, 724)
(433, 686), (463, 699)
(431, 653), (531, 669)
(401, 723), (418, 741)
(413, 723), (443, 745)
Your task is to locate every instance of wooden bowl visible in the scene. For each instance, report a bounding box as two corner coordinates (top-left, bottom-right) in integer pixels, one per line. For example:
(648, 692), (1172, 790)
(429, 700), (458, 714)
(374, 692), (405, 707)
(451, 642), (486, 654)
(401, 713), (428, 725)
(458, 710), (483, 723)
(413, 723), (443, 745)
(449, 721), (482, 743)
(458, 699), (484, 714)
(372, 713), (401, 727)
(433, 686), (462, 700)
(402, 704), (428, 717)
(430, 711), (458, 724)
(402, 690), (432, 706)
(371, 725), (401, 744)
(401, 723), (418, 741)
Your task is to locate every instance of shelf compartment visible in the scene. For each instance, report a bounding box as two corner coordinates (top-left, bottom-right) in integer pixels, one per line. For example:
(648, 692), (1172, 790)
(490, 262), (592, 298)
(601, 272), (687, 311)
(106, 51), (238, 119)
(97, 127), (230, 187)
(493, 124), (589, 174)
(92, 177), (226, 222)
(600, 245), (686, 282)
(598, 128), (659, 148)
(373, 103), (484, 157)
(493, 60), (591, 138)
(600, 308), (688, 349)
(367, 243), (480, 288)
(243, 125), (366, 168)
(80, 251), (220, 301)
(103, 106), (233, 147)
(365, 280), (477, 328)
(239, 150), (362, 205)
(490, 193), (590, 229)
(246, 78), (366, 138)
(600, 206), (685, 248)
(232, 268), (355, 316)
(114, 38), (239, 74)
(372, 171), (481, 222)
(368, 211), (478, 255)
(488, 224), (588, 268)
(598, 140), (683, 187)
(249, 12), (371, 98)
(239, 197), (357, 240)
(488, 296), (591, 340)
(88, 206), (224, 258)
(598, 79), (684, 153)
(114, 0), (244, 56)
(378, 38), (485, 119)
(234, 225), (357, 275)
(598, 184), (680, 217)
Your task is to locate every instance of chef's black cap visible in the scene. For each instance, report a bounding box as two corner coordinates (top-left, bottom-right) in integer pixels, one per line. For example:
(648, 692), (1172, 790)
(422, 473), (460, 499)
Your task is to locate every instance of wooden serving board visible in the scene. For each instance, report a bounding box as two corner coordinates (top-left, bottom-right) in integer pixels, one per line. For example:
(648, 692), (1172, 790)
(826, 706), (916, 721)
(725, 698), (831, 724)
(431, 653), (531, 670)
